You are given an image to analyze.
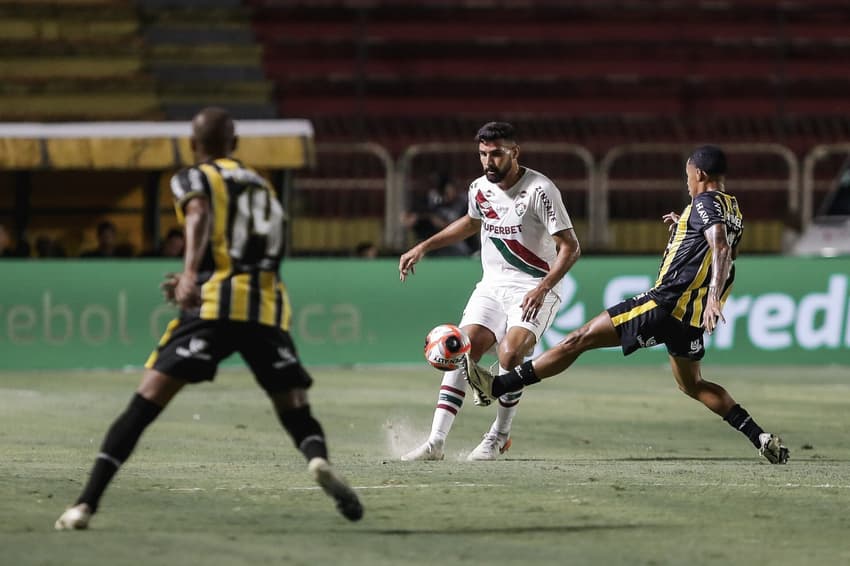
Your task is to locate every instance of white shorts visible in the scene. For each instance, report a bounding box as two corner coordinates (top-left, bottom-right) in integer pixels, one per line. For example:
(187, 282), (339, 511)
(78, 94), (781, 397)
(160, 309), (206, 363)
(459, 280), (562, 345)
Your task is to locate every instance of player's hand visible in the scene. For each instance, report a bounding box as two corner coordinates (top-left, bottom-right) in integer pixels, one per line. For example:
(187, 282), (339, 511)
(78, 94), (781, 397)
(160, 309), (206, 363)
(520, 285), (549, 322)
(702, 296), (726, 334)
(174, 271), (201, 310)
(662, 211), (681, 232)
(399, 245), (425, 282)
(160, 272), (181, 305)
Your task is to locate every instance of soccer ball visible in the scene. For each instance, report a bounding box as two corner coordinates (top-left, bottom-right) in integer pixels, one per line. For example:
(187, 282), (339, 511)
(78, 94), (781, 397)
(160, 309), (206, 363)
(424, 324), (471, 371)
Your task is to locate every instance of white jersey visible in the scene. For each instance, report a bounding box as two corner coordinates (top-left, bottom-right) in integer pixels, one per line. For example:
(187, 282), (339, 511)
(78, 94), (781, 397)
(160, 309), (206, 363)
(467, 167), (573, 287)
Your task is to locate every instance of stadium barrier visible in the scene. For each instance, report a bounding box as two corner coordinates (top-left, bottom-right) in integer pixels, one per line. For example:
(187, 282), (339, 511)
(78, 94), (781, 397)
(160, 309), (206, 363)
(598, 143), (800, 253)
(801, 143), (850, 228)
(1, 257), (848, 370)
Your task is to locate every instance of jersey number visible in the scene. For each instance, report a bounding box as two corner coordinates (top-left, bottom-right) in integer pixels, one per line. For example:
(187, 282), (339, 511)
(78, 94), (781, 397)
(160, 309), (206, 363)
(229, 185), (285, 268)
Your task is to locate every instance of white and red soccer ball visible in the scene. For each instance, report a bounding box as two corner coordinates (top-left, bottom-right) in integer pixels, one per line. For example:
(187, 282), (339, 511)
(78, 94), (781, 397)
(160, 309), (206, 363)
(424, 324), (471, 371)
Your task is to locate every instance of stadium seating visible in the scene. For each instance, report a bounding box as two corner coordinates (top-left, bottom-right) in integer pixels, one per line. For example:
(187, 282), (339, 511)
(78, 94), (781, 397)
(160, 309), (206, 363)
(0, 0), (158, 121)
(140, 0), (276, 119)
(249, 0), (850, 151)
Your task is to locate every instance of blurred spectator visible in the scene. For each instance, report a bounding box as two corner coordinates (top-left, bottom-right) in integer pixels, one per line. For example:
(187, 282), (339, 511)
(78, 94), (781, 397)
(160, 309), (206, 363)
(143, 228), (185, 258)
(0, 223), (30, 257)
(353, 241), (379, 259)
(35, 235), (66, 258)
(401, 173), (475, 256)
(80, 220), (133, 257)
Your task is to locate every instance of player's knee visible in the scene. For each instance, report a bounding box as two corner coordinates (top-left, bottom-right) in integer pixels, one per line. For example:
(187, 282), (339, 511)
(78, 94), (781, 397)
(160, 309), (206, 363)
(497, 349), (525, 370)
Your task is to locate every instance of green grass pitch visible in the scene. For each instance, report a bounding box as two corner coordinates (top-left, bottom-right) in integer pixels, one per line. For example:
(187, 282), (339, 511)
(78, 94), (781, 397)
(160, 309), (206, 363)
(2, 365), (849, 565)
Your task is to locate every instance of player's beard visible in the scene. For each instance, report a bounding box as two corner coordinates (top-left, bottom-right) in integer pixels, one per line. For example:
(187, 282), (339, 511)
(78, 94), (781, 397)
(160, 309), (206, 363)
(485, 164), (509, 183)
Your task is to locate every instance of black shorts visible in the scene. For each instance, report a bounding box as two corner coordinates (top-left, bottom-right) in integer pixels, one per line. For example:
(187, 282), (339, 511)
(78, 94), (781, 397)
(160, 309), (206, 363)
(144, 314), (313, 394)
(606, 294), (706, 361)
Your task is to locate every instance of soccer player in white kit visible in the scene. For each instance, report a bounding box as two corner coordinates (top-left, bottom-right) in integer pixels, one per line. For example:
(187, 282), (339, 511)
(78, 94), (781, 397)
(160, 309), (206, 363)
(398, 122), (581, 460)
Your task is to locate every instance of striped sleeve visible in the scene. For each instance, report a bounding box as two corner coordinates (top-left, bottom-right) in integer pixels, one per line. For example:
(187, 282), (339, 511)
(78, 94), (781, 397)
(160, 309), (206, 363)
(170, 167), (210, 223)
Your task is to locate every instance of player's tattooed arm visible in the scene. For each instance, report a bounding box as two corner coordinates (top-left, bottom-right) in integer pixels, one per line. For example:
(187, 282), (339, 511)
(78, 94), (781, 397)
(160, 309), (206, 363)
(702, 222), (732, 334)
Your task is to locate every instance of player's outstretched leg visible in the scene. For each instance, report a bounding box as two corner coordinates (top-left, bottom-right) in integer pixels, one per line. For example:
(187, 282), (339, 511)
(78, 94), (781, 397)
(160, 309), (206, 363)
(462, 353), (496, 406)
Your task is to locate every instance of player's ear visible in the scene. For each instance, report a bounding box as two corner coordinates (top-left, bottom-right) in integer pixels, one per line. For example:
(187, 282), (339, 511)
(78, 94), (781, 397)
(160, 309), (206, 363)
(696, 168), (708, 182)
(512, 145), (520, 159)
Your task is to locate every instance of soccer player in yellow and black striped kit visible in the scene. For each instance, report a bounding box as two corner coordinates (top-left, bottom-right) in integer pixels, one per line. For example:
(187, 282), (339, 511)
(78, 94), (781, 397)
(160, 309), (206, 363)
(56, 107), (363, 530)
(465, 145), (790, 464)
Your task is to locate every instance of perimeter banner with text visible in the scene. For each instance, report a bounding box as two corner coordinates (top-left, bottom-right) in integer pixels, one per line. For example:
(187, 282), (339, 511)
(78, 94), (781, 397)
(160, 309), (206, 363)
(0, 257), (848, 370)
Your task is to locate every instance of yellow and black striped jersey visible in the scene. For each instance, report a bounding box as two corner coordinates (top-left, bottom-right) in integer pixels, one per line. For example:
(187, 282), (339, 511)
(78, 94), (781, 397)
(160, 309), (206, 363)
(648, 190), (743, 328)
(169, 157), (291, 330)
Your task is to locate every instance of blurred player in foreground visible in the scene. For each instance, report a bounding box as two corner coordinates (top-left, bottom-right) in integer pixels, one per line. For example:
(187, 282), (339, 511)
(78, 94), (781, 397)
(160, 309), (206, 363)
(465, 145), (789, 464)
(56, 107), (363, 530)
(398, 122), (581, 461)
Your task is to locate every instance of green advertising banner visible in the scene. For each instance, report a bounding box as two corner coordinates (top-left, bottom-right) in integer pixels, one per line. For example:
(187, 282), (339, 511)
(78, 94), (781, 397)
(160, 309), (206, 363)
(0, 257), (848, 370)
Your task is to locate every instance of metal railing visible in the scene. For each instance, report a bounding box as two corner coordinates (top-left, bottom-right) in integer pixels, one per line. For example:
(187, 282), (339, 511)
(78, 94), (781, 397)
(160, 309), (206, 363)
(291, 140), (811, 254)
(801, 144), (850, 230)
(598, 143), (799, 249)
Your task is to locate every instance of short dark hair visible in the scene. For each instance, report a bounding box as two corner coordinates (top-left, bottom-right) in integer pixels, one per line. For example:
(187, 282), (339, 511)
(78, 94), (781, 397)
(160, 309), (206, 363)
(475, 122), (517, 144)
(689, 145), (727, 176)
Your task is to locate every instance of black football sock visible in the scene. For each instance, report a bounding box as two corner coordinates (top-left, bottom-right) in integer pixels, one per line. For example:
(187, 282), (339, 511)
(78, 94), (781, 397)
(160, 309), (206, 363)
(723, 404), (765, 448)
(77, 393), (162, 512)
(492, 361), (541, 398)
(277, 405), (329, 462)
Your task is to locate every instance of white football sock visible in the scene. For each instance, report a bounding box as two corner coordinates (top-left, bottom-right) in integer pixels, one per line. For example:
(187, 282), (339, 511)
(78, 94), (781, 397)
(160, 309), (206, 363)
(492, 366), (523, 436)
(427, 369), (467, 445)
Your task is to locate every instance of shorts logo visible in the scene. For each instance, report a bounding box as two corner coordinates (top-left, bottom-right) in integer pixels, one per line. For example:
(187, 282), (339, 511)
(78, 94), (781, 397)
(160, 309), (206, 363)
(273, 347), (298, 369)
(176, 337), (211, 360)
(689, 339), (702, 354)
(637, 335), (657, 348)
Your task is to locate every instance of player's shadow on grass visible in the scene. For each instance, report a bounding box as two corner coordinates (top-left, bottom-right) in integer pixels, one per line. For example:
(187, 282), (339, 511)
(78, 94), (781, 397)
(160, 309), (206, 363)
(367, 524), (653, 536)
